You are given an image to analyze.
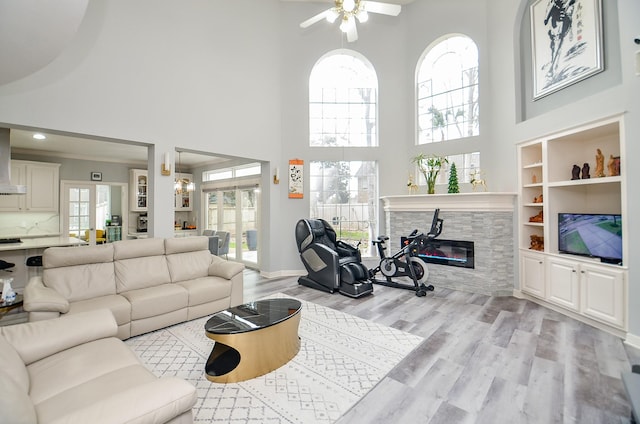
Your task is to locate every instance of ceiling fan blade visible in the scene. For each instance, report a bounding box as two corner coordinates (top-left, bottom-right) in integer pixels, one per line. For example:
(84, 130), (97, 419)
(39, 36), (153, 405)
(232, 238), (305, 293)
(361, 1), (401, 16)
(300, 8), (332, 29)
(346, 21), (358, 42)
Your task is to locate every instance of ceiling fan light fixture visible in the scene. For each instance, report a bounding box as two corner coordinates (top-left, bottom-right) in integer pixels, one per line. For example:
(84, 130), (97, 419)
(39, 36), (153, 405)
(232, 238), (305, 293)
(326, 8), (339, 23)
(342, 0), (356, 12)
(339, 15), (353, 33)
(300, 0), (400, 43)
(356, 9), (369, 23)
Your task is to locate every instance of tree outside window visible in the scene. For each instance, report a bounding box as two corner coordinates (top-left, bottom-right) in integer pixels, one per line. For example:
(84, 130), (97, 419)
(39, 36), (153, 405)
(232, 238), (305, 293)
(417, 35), (479, 144)
(309, 50), (378, 147)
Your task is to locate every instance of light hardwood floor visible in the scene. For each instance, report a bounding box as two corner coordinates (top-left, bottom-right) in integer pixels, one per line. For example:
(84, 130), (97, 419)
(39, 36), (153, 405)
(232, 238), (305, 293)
(243, 269), (638, 424)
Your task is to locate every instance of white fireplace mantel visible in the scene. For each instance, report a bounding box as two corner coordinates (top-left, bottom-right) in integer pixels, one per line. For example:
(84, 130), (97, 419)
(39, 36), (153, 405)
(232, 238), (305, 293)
(380, 192), (517, 212)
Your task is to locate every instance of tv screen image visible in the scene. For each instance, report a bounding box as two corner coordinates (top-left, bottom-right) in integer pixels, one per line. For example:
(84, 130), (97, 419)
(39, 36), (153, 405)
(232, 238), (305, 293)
(558, 213), (622, 264)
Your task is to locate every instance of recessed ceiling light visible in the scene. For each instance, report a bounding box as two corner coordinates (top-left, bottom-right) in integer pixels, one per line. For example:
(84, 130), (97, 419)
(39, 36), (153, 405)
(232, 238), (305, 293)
(33, 133), (46, 140)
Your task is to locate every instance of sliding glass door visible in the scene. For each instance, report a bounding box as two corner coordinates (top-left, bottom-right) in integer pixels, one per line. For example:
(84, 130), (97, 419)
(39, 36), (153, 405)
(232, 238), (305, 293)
(204, 184), (259, 266)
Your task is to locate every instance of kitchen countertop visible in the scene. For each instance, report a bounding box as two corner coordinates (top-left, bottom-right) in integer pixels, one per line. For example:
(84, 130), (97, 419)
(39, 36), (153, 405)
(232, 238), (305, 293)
(0, 236), (88, 252)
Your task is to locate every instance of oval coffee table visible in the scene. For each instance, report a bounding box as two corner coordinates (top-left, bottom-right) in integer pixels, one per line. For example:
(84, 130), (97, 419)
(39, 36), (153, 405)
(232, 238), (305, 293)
(204, 298), (302, 383)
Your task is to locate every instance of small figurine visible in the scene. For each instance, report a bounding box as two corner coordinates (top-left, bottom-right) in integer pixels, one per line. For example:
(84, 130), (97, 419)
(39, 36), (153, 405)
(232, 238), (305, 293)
(581, 163), (590, 179)
(533, 194), (543, 203)
(529, 211), (543, 223)
(608, 154), (620, 176)
(470, 170), (487, 192)
(531, 174), (537, 184)
(571, 164), (581, 180)
(530, 235), (544, 251)
(407, 174), (418, 194)
(594, 149), (605, 177)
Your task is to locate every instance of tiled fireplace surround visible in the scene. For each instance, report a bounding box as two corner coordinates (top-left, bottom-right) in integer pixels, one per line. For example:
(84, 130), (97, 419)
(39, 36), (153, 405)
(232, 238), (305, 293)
(378, 193), (517, 296)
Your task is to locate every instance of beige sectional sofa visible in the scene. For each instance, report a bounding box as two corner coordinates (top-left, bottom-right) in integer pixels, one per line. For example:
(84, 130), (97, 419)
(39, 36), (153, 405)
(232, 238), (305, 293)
(0, 308), (197, 424)
(24, 236), (244, 339)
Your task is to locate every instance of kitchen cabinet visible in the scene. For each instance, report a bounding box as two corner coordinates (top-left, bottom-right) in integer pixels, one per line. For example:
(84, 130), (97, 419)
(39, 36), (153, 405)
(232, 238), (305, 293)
(130, 169), (148, 212)
(130, 170), (193, 212)
(174, 172), (193, 211)
(0, 161), (60, 212)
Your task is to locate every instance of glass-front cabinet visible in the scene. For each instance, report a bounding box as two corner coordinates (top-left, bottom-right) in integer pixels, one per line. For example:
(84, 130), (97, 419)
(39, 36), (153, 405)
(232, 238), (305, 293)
(174, 172), (193, 211)
(130, 169), (194, 213)
(130, 169), (148, 212)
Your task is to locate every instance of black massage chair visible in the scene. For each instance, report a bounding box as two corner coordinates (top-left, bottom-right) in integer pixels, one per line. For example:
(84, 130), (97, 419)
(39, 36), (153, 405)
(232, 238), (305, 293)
(295, 218), (373, 298)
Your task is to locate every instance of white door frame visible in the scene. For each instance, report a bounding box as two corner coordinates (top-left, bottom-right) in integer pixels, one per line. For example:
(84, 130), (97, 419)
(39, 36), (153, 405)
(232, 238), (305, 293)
(61, 180), (129, 244)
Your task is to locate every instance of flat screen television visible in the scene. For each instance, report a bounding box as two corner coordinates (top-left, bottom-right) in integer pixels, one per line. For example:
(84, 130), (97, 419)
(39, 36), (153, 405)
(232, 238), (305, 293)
(558, 213), (622, 265)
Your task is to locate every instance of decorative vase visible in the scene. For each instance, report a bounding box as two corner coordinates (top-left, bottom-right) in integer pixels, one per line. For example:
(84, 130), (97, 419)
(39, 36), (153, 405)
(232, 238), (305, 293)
(426, 172), (438, 194)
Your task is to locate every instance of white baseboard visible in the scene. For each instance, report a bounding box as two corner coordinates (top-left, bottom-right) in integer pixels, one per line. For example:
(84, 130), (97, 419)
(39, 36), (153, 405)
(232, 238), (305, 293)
(259, 269), (304, 279)
(625, 332), (640, 350)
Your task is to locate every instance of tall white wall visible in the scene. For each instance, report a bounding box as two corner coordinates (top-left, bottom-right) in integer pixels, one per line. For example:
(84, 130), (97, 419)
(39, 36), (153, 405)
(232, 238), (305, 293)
(0, 0), (637, 338)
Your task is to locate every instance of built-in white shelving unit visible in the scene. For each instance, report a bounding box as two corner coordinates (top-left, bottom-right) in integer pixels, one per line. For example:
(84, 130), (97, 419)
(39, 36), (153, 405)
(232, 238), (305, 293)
(517, 115), (627, 335)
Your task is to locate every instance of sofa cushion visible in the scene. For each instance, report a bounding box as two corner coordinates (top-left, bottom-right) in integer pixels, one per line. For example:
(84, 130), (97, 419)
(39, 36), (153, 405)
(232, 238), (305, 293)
(67, 295), (131, 326)
(0, 369), (37, 424)
(42, 244), (116, 302)
(115, 256), (171, 292)
(167, 250), (212, 282)
(28, 337), (143, 405)
(36, 372), (196, 424)
(178, 276), (232, 306)
(34, 364), (156, 423)
(164, 236), (209, 254)
(113, 237), (165, 260)
(113, 238), (172, 292)
(2, 309), (118, 366)
(121, 284), (188, 320)
(0, 335), (29, 392)
(44, 243), (114, 268)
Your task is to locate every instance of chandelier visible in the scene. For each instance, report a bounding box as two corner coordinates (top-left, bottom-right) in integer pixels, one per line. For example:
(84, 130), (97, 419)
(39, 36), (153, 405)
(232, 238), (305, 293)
(300, 0), (401, 43)
(174, 151), (194, 194)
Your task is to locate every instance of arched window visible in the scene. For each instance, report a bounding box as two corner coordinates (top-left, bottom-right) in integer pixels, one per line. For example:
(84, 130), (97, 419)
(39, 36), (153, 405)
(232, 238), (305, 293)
(309, 49), (378, 147)
(416, 35), (479, 144)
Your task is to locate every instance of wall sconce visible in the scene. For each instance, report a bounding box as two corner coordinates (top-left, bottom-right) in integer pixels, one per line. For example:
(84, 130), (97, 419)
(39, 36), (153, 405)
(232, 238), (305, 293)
(161, 152), (171, 176)
(273, 167), (280, 184)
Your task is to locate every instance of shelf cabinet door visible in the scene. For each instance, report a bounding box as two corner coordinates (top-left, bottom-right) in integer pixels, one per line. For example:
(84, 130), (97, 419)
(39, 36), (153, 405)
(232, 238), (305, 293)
(26, 163), (59, 211)
(521, 251), (545, 298)
(546, 257), (579, 311)
(174, 172), (193, 211)
(130, 169), (148, 212)
(580, 264), (625, 329)
(0, 161), (59, 212)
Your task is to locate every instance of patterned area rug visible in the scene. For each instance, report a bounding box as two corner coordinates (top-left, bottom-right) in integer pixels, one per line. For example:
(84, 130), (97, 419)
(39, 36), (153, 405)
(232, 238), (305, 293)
(125, 294), (424, 423)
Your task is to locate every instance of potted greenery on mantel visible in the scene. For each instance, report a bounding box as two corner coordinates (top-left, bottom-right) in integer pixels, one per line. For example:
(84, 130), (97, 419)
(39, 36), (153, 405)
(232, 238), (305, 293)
(412, 153), (448, 194)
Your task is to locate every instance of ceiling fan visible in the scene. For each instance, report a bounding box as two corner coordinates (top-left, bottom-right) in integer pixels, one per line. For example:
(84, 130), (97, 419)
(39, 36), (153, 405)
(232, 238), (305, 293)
(300, 0), (401, 43)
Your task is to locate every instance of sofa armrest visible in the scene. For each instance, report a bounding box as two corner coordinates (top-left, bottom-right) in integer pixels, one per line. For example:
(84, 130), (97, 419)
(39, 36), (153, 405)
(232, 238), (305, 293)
(48, 377), (196, 424)
(23, 276), (69, 314)
(208, 255), (244, 279)
(0, 309), (118, 365)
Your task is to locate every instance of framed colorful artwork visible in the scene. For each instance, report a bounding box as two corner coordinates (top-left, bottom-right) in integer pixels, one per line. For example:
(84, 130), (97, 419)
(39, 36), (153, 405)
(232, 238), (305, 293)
(288, 159), (303, 199)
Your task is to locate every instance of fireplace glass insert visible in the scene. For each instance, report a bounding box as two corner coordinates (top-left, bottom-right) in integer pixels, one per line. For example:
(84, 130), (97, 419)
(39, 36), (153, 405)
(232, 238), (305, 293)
(400, 237), (475, 269)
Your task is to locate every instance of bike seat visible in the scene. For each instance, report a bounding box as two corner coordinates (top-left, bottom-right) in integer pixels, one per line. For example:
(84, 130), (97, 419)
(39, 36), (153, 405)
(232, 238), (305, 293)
(372, 235), (389, 244)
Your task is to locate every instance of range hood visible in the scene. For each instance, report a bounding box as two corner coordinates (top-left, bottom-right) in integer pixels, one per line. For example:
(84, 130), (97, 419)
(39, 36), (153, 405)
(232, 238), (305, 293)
(0, 128), (27, 195)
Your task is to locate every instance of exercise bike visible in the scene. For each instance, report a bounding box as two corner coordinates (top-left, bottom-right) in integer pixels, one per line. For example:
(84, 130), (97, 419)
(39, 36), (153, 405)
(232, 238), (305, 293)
(369, 209), (443, 297)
